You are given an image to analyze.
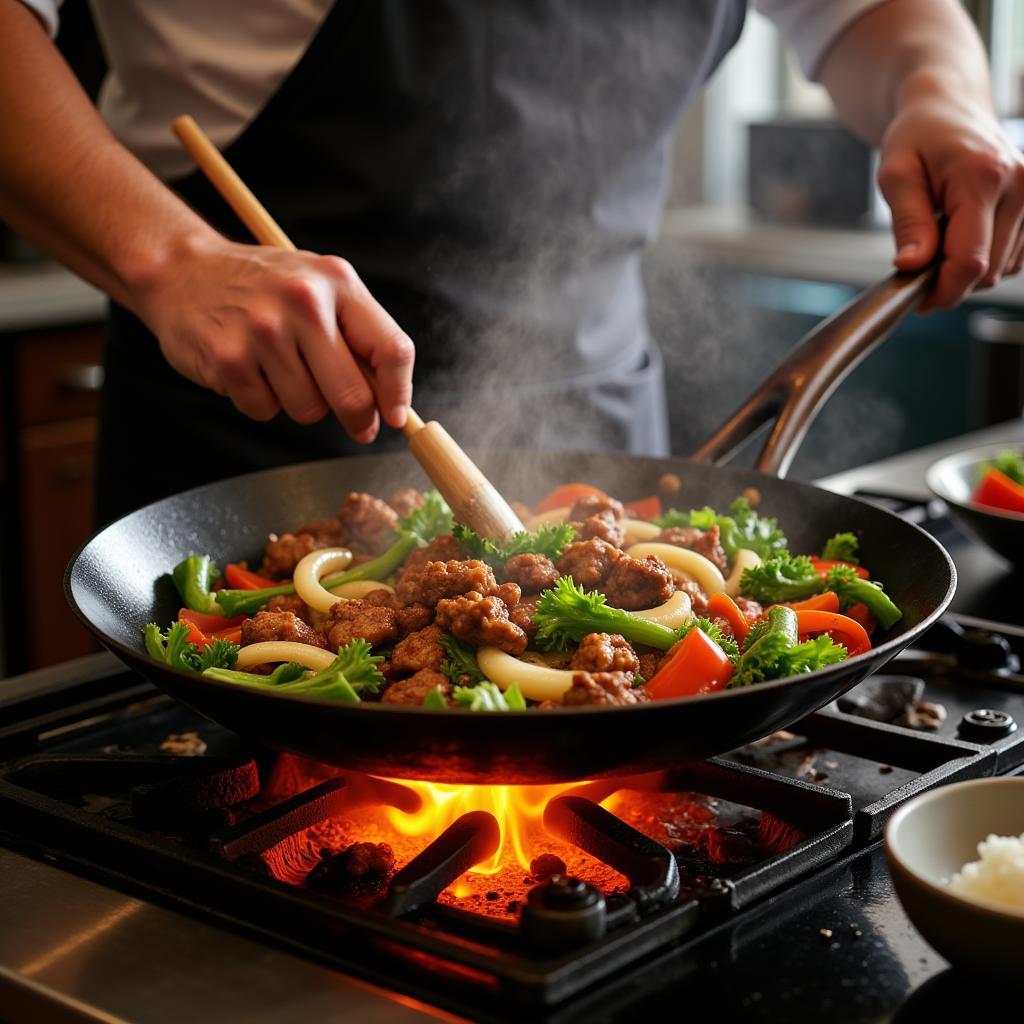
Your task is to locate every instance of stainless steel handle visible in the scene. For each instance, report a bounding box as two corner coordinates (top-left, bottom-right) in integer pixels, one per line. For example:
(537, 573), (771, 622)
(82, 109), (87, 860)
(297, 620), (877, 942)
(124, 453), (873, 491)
(689, 263), (938, 478)
(58, 363), (104, 393)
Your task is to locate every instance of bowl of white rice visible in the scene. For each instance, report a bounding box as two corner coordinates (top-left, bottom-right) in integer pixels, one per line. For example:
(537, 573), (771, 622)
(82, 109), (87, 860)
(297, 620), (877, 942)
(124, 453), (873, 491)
(885, 777), (1024, 976)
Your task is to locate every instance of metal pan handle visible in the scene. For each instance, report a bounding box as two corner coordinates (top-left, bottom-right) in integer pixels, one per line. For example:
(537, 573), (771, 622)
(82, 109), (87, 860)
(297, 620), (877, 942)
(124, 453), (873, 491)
(689, 262), (938, 478)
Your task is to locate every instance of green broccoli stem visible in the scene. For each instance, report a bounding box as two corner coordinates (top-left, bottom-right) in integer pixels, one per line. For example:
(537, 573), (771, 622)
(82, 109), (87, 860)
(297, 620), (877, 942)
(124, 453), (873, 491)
(216, 536), (417, 617)
(832, 576), (902, 630)
(171, 555), (222, 614)
(613, 617), (681, 651)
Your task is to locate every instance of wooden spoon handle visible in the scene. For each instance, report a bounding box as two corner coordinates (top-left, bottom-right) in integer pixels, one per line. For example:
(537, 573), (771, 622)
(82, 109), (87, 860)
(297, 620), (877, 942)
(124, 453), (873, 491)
(171, 115), (521, 539)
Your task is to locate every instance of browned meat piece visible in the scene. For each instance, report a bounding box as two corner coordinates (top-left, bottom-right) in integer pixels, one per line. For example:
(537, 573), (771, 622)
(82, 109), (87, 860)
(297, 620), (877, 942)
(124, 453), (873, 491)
(658, 472), (681, 495)
(337, 492), (399, 555)
(266, 593), (314, 624)
(530, 853), (567, 880)
(361, 588), (400, 609)
(391, 624), (445, 675)
(576, 511), (625, 548)
(604, 555), (675, 610)
(399, 533), (467, 575)
(241, 610), (326, 649)
(637, 650), (664, 681)
(495, 581), (521, 611)
(396, 559), (497, 607)
(398, 606), (434, 637)
(655, 524), (729, 574)
(386, 487), (424, 518)
(676, 579), (710, 618)
(504, 552), (558, 593)
(509, 594), (540, 642)
(734, 595), (763, 623)
(259, 531), (320, 578)
(381, 669), (450, 705)
(323, 599), (398, 649)
(295, 517), (349, 547)
(434, 591), (528, 655)
(569, 494), (624, 522)
(569, 632), (640, 674)
(562, 671), (648, 706)
(556, 538), (622, 589)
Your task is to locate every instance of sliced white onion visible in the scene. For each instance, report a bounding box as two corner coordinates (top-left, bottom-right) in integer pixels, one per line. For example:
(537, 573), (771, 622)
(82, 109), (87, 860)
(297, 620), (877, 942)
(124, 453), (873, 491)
(629, 589), (692, 629)
(622, 518), (661, 544)
(293, 547), (355, 612)
(524, 505), (571, 530)
(332, 580), (395, 599)
(476, 646), (577, 703)
(235, 642), (335, 672)
(625, 542), (726, 597)
(725, 548), (762, 598)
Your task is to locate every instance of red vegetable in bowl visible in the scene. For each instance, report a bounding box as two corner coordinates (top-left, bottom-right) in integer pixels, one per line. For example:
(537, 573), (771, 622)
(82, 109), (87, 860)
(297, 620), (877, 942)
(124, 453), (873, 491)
(972, 468), (1024, 515)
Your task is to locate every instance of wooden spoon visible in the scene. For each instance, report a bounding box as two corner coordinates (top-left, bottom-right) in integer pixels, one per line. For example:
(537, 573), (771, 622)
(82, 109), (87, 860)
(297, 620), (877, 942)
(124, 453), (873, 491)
(172, 115), (524, 541)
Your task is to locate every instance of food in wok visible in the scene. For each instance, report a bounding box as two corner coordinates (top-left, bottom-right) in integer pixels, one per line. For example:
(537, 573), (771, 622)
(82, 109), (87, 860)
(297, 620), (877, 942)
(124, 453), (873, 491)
(144, 482), (903, 711)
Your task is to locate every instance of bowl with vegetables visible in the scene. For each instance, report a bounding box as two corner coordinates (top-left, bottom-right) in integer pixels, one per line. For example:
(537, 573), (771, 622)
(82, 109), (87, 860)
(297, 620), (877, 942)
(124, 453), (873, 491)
(885, 777), (1024, 977)
(926, 445), (1024, 566)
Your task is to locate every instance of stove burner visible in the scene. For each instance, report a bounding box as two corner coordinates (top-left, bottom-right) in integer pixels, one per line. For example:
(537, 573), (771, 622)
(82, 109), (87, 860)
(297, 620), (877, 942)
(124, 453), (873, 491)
(958, 708), (1019, 742)
(521, 875), (607, 953)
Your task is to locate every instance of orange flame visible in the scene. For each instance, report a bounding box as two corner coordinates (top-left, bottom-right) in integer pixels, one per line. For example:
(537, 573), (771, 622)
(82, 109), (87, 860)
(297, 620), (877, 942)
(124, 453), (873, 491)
(382, 780), (584, 874)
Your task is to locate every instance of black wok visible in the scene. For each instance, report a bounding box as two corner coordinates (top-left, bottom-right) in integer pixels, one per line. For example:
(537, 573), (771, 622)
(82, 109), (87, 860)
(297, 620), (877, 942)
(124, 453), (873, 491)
(65, 266), (955, 784)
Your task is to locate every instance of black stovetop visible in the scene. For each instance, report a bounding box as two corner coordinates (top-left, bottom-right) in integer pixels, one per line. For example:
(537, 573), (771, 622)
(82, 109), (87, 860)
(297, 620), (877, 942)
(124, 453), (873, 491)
(1, 481), (1022, 1023)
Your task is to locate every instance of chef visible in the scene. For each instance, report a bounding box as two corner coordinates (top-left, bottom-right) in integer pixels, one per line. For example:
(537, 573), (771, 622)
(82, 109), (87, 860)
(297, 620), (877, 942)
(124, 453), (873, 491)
(1, 0), (1021, 522)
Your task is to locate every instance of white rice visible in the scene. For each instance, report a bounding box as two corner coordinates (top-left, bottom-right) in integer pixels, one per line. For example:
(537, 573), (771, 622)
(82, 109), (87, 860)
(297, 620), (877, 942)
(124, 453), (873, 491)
(948, 833), (1024, 909)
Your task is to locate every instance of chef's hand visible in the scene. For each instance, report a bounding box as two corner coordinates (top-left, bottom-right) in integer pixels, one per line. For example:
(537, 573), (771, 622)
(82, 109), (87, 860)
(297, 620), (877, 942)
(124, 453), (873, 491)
(878, 71), (1024, 312)
(134, 236), (415, 441)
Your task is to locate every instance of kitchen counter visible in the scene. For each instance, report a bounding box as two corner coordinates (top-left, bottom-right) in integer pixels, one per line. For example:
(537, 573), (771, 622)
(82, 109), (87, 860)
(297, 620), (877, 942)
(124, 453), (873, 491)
(0, 263), (105, 332)
(661, 204), (1024, 308)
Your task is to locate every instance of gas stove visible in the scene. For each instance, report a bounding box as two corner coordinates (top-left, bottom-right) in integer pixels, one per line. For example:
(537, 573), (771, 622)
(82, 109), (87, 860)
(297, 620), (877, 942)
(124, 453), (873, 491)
(1, 422), (1022, 1024)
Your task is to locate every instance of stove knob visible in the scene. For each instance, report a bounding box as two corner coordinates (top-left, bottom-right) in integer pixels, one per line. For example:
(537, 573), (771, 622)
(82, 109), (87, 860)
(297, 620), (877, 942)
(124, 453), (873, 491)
(520, 875), (606, 953)
(957, 708), (1018, 742)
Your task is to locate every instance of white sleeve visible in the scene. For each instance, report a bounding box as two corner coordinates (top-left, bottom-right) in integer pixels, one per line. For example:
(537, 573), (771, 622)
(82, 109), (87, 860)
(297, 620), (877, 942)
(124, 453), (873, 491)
(15, 0), (60, 37)
(754, 0), (891, 80)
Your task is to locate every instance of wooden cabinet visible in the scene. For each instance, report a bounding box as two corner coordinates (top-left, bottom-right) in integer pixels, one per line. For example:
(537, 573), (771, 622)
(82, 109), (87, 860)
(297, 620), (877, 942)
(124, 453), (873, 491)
(5, 325), (104, 671)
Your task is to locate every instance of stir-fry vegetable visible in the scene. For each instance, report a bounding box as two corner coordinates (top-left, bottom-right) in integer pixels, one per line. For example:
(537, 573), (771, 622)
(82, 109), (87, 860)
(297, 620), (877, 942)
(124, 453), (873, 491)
(171, 555), (222, 614)
(980, 450), (1024, 487)
(794, 609), (871, 657)
(439, 633), (488, 687)
(453, 522), (577, 570)
(731, 605), (846, 686)
(423, 680), (527, 710)
(647, 627), (734, 699)
(674, 615), (740, 663)
(655, 496), (788, 561)
(973, 466), (1024, 515)
(144, 621), (239, 671)
(820, 532), (860, 564)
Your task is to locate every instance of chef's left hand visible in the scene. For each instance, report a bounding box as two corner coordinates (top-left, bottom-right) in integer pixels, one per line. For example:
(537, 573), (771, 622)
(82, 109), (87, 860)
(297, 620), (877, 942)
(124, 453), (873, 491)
(878, 72), (1024, 312)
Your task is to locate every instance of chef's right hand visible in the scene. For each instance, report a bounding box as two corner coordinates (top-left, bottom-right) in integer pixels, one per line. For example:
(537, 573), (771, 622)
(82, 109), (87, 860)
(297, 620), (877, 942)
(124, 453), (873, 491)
(133, 235), (415, 442)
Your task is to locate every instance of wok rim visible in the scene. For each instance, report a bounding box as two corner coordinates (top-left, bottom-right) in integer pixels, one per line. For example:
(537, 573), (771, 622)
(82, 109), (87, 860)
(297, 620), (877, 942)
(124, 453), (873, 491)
(64, 449), (958, 720)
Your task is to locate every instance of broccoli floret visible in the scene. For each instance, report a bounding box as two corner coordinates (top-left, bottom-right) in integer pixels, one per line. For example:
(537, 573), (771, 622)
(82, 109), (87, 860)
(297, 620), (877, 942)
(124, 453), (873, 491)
(655, 497), (788, 561)
(738, 554), (823, 605)
(824, 565), (902, 631)
(675, 616), (741, 663)
(453, 521), (576, 570)
(821, 532), (859, 564)
(731, 605), (845, 686)
(439, 633), (488, 686)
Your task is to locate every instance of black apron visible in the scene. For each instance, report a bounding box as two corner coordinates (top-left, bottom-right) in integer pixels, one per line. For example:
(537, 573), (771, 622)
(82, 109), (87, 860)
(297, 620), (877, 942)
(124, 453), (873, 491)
(97, 0), (746, 524)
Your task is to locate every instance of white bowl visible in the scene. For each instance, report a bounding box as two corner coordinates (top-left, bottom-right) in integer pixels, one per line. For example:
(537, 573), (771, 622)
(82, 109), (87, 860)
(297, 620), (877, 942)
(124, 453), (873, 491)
(885, 777), (1024, 976)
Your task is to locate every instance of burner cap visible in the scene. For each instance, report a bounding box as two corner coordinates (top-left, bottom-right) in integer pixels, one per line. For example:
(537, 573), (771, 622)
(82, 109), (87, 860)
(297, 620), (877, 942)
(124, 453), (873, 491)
(957, 708), (1018, 743)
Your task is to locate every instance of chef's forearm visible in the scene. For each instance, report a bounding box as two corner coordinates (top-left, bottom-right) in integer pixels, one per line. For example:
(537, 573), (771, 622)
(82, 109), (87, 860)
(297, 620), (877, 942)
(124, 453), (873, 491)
(0, 0), (218, 310)
(818, 0), (992, 145)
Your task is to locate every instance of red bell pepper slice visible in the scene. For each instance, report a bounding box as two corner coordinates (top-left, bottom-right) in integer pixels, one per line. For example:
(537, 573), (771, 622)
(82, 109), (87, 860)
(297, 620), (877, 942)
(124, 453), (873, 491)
(623, 495), (661, 521)
(783, 591), (840, 614)
(795, 610), (871, 657)
(213, 627), (243, 644)
(844, 602), (876, 633)
(646, 627), (734, 699)
(178, 608), (247, 633)
(224, 563), (281, 590)
(534, 483), (608, 514)
(972, 467), (1024, 515)
(707, 592), (750, 645)
(810, 559), (870, 580)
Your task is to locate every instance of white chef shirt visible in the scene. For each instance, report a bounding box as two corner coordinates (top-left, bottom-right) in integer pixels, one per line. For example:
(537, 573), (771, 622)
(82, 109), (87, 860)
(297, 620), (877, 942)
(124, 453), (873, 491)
(20, 0), (888, 180)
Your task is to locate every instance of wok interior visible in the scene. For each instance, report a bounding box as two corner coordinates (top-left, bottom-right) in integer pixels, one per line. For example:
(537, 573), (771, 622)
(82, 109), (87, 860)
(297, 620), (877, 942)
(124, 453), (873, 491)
(67, 450), (955, 782)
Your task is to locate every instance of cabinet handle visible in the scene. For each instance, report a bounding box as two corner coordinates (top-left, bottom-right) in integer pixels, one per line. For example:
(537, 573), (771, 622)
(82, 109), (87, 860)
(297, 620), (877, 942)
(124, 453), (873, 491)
(58, 364), (104, 393)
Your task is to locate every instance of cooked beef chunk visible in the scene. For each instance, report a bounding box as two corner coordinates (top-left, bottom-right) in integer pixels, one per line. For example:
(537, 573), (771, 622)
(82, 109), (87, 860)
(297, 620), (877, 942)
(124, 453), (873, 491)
(569, 633), (640, 674)
(381, 669), (450, 705)
(386, 487), (424, 518)
(495, 581), (521, 611)
(562, 671), (648, 706)
(576, 511), (625, 548)
(266, 593), (314, 624)
(530, 853), (567, 880)
(434, 591), (528, 655)
(259, 532), (320, 578)
(637, 650), (665, 681)
(361, 588), (400, 609)
(391, 624), (445, 675)
(676, 579), (710, 618)
(556, 538), (622, 589)
(323, 599), (398, 649)
(604, 555), (675, 610)
(734, 595), (764, 623)
(396, 559), (497, 607)
(295, 517), (349, 547)
(569, 494), (624, 522)
(503, 552), (559, 593)
(399, 533), (467, 575)
(509, 594), (540, 641)
(241, 610), (326, 648)
(337, 492), (399, 554)
(655, 524), (729, 574)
